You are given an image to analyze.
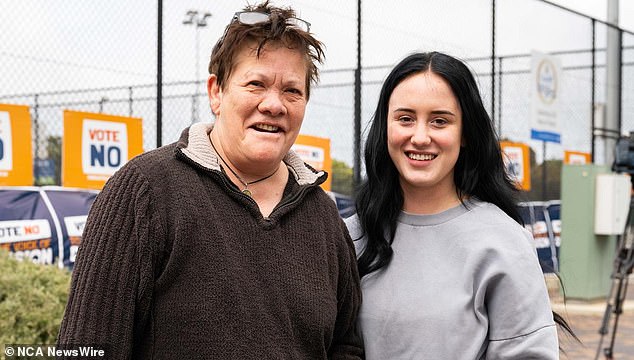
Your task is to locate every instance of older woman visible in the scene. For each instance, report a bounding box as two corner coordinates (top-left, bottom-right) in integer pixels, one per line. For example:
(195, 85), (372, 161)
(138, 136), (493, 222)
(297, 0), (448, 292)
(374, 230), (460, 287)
(58, 2), (362, 359)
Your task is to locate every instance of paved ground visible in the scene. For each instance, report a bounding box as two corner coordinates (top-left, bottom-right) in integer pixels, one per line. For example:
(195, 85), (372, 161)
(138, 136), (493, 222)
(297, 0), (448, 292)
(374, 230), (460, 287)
(553, 276), (634, 359)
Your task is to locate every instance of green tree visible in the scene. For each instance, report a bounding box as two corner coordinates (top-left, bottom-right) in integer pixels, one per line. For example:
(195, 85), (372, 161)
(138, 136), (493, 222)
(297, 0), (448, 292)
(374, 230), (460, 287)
(35, 136), (62, 186)
(527, 159), (562, 201)
(47, 136), (62, 185)
(331, 159), (353, 196)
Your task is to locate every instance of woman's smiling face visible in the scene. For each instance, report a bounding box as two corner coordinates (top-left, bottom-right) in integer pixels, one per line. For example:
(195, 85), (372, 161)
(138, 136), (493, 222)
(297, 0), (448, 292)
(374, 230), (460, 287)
(208, 42), (308, 173)
(387, 71), (463, 199)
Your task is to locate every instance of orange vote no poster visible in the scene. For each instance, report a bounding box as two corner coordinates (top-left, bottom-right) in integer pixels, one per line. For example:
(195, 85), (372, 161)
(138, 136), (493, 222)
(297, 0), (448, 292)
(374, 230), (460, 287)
(292, 134), (332, 192)
(564, 150), (591, 165)
(0, 103), (33, 186)
(62, 110), (143, 190)
(500, 141), (531, 191)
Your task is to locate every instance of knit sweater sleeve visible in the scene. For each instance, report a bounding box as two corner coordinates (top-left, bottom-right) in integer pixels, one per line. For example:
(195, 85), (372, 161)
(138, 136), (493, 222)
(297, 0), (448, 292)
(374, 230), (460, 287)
(329, 217), (364, 360)
(57, 163), (158, 359)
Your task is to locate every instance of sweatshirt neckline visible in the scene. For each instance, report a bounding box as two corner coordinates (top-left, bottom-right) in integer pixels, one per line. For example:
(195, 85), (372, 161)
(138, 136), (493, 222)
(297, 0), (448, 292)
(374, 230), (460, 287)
(398, 198), (482, 226)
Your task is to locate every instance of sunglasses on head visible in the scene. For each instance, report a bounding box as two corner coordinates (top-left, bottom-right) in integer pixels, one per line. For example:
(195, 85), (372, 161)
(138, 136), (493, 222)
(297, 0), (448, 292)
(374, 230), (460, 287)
(232, 11), (311, 32)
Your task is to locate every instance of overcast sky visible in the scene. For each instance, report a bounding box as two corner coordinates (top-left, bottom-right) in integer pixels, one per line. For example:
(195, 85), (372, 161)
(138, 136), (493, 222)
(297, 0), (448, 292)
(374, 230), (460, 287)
(0, 0), (632, 165)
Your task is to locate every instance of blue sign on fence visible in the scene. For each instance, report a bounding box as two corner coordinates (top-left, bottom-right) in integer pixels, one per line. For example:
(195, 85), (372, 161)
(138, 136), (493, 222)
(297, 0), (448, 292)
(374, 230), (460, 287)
(530, 129), (561, 143)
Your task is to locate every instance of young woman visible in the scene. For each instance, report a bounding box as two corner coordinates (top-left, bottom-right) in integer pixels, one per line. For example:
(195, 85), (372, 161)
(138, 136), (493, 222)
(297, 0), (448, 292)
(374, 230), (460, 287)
(346, 52), (567, 359)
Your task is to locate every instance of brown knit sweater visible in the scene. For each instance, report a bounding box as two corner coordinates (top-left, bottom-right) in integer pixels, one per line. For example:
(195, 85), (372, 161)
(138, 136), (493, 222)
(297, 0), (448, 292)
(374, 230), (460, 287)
(57, 123), (363, 359)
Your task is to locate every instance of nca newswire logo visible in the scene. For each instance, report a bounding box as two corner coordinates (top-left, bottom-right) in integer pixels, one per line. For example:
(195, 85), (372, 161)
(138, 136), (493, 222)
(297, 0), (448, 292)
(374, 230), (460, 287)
(4, 344), (108, 359)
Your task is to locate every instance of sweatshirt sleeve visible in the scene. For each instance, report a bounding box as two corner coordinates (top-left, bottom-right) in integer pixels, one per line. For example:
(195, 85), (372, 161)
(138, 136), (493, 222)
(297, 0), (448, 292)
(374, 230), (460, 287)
(57, 163), (157, 359)
(329, 217), (364, 360)
(483, 229), (559, 359)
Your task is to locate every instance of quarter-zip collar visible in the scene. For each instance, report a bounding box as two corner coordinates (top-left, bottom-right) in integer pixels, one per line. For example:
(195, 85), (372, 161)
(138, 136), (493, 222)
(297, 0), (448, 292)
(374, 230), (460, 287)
(176, 122), (325, 186)
(174, 123), (327, 228)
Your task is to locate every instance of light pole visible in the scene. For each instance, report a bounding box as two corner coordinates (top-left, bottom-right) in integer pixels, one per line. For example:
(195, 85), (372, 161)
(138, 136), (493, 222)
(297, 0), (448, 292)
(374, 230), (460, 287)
(183, 10), (211, 124)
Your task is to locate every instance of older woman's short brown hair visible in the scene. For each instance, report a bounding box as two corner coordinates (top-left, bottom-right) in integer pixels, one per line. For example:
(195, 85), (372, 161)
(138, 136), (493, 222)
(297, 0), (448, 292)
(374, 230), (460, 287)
(208, 1), (324, 99)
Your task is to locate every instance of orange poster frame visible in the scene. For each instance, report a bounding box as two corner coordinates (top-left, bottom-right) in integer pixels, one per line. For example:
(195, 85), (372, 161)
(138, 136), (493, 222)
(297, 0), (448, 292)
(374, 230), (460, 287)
(500, 141), (531, 191)
(293, 134), (332, 191)
(564, 150), (591, 165)
(0, 104), (33, 186)
(62, 110), (143, 189)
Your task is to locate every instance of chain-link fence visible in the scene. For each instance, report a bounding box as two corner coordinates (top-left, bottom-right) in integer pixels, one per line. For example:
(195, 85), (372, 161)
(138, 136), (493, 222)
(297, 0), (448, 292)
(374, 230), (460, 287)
(1, 0), (632, 199)
(494, 0), (634, 200)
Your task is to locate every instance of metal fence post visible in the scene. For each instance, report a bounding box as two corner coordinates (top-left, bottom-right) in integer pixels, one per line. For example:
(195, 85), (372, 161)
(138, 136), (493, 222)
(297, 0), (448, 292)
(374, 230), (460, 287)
(33, 94), (39, 185)
(128, 86), (133, 116)
(590, 19), (597, 163)
(491, 0), (496, 124)
(353, 0), (362, 192)
(497, 56), (503, 136)
(157, 0), (163, 148)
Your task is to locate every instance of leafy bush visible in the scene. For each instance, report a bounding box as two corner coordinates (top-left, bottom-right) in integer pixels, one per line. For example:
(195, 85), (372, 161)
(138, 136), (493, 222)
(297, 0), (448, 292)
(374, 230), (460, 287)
(0, 250), (71, 344)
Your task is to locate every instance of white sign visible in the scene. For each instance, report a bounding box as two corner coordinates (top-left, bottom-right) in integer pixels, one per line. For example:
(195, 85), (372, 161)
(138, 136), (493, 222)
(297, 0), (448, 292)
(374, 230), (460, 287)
(64, 215), (87, 237)
(64, 215), (87, 263)
(292, 144), (325, 163)
(0, 219), (52, 244)
(502, 146), (525, 184)
(0, 111), (13, 172)
(82, 119), (128, 177)
(530, 51), (562, 143)
(568, 153), (587, 165)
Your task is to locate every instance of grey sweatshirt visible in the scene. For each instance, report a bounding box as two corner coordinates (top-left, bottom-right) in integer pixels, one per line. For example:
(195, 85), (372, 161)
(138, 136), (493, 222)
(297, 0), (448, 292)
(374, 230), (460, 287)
(346, 199), (558, 359)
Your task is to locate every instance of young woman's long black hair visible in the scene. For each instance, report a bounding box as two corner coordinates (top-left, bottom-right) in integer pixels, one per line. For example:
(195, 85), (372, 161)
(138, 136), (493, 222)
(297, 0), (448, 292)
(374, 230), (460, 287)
(355, 52), (574, 336)
(357, 52), (519, 278)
